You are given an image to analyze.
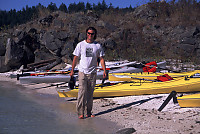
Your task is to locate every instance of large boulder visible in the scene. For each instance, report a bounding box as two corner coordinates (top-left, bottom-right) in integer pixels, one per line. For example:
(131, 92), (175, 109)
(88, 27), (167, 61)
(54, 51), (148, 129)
(34, 47), (55, 63)
(41, 31), (66, 54)
(0, 36), (6, 56)
(0, 56), (11, 72)
(5, 38), (24, 69)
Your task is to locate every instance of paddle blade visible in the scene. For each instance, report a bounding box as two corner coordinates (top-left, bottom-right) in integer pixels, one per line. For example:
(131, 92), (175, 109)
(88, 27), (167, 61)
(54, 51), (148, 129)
(68, 76), (76, 89)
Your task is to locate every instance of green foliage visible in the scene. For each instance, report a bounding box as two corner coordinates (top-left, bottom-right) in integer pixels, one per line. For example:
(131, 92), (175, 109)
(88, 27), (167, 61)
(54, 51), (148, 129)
(47, 2), (58, 12)
(59, 3), (68, 13)
(0, 5), (39, 29)
(68, 2), (85, 13)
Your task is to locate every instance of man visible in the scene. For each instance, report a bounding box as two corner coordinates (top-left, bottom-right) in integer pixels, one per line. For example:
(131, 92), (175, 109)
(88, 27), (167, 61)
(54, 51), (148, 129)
(70, 27), (106, 119)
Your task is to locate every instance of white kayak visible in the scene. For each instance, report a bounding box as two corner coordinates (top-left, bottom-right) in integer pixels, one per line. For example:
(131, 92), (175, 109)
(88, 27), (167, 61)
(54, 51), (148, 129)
(97, 61), (137, 69)
(97, 66), (143, 80)
(97, 61), (167, 80)
(19, 61), (167, 84)
(19, 74), (78, 84)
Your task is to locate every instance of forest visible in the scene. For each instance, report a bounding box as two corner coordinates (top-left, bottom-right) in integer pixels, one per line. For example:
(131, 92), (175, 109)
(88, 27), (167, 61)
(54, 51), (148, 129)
(0, 0), (134, 30)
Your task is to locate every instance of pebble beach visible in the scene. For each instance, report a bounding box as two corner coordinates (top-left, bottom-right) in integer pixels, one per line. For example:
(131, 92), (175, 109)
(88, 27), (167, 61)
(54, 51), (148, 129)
(0, 71), (199, 134)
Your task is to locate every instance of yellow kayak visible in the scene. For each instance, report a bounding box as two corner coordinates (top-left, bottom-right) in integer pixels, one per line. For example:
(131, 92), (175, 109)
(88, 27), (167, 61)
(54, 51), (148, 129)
(177, 93), (200, 107)
(109, 70), (200, 81)
(57, 73), (200, 98)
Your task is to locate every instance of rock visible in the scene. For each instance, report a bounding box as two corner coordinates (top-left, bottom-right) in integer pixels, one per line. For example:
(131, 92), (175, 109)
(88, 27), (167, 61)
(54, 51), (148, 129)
(53, 19), (64, 28)
(103, 38), (117, 49)
(1, 5), (200, 72)
(56, 31), (69, 41)
(116, 128), (136, 134)
(61, 41), (74, 57)
(111, 31), (124, 40)
(13, 30), (26, 43)
(134, 4), (157, 20)
(0, 37), (6, 56)
(39, 15), (54, 26)
(177, 44), (195, 53)
(37, 58), (62, 70)
(180, 37), (196, 45)
(28, 28), (37, 35)
(42, 31), (63, 53)
(96, 20), (117, 31)
(5, 38), (24, 69)
(0, 56), (11, 72)
(34, 47), (55, 63)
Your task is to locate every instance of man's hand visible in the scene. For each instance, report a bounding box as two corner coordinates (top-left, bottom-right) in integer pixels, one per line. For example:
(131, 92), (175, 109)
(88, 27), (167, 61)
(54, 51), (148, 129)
(70, 56), (78, 77)
(103, 71), (107, 79)
(69, 71), (74, 77)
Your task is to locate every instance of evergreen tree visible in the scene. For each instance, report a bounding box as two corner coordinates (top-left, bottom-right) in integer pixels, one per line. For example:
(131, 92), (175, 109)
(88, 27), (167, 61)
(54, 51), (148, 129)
(86, 2), (92, 10)
(109, 3), (114, 9)
(68, 2), (76, 13)
(47, 2), (57, 12)
(76, 2), (85, 12)
(36, 3), (45, 10)
(59, 3), (68, 12)
(101, 0), (108, 11)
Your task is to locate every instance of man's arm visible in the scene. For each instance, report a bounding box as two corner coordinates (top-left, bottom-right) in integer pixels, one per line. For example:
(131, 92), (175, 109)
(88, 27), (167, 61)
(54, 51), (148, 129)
(100, 57), (106, 78)
(70, 55), (79, 76)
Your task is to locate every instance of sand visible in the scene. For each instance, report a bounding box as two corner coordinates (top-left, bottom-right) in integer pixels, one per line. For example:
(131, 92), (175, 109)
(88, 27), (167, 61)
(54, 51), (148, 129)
(1, 72), (199, 134)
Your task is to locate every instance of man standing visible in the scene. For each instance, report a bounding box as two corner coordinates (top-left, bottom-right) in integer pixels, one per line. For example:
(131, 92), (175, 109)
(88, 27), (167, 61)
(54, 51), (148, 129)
(70, 27), (106, 119)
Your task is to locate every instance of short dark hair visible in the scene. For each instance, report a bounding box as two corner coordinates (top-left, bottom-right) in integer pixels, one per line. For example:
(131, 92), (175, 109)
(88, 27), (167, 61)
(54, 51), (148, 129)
(86, 27), (97, 40)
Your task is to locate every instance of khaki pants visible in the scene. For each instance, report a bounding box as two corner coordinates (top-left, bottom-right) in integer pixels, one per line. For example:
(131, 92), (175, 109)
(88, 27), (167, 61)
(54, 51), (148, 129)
(77, 72), (96, 115)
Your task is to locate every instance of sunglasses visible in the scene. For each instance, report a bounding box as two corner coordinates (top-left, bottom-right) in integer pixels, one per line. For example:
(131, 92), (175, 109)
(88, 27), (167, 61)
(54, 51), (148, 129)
(87, 32), (95, 35)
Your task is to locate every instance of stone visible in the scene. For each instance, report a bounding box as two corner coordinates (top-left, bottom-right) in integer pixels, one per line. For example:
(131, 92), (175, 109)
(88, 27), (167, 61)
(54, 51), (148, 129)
(116, 128), (136, 134)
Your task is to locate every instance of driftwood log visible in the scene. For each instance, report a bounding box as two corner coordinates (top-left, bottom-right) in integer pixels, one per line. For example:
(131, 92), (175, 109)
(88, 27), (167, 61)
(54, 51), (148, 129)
(22, 58), (58, 71)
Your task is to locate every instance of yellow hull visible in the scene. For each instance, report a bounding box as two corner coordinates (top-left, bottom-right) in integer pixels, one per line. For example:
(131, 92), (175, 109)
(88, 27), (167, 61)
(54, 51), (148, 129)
(177, 93), (200, 107)
(57, 75), (200, 98)
(109, 70), (200, 81)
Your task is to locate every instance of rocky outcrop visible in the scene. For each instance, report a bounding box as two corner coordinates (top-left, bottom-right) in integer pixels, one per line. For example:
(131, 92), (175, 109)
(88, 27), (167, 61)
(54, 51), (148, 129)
(0, 4), (200, 72)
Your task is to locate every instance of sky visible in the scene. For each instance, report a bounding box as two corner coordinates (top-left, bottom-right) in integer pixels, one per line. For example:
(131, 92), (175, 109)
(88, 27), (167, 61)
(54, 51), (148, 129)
(0, 0), (151, 11)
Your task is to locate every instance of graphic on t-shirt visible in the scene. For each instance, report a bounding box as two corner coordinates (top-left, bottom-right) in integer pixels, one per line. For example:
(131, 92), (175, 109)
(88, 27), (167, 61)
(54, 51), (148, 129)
(86, 48), (93, 57)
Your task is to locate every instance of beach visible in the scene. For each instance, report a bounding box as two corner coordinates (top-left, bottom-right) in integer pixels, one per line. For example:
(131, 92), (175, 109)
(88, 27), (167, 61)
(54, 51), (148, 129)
(1, 73), (199, 134)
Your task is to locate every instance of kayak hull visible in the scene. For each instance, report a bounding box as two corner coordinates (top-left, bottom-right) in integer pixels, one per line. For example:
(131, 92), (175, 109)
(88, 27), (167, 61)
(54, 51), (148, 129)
(177, 94), (200, 107)
(57, 75), (200, 98)
(19, 75), (76, 84)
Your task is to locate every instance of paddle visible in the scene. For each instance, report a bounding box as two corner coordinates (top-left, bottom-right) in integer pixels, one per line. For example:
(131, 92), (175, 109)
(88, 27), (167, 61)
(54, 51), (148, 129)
(68, 76), (76, 89)
(112, 74), (158, 82)
(158, 91), (178, 111)
(101, 70), (109, 87)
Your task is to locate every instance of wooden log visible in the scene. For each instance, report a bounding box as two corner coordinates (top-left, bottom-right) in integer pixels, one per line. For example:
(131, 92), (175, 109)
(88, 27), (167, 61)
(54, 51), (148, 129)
(27, 58), (56, 68)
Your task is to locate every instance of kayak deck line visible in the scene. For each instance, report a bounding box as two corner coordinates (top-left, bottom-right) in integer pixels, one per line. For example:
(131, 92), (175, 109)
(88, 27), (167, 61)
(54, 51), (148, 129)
(109, 70), (200, 81)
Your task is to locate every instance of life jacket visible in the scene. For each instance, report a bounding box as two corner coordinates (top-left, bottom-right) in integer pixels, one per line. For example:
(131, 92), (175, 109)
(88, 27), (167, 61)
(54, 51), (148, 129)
(143, 61), (157, 72)
(157, 74), (174, 82)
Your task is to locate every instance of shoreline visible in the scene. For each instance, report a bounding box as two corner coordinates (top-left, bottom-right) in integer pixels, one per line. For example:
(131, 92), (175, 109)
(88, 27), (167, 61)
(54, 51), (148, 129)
(1, 73), (199, 133)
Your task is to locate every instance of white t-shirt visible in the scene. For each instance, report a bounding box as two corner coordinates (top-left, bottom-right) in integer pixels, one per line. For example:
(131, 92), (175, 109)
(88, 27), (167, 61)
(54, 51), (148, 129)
(73, 40), (105, 74)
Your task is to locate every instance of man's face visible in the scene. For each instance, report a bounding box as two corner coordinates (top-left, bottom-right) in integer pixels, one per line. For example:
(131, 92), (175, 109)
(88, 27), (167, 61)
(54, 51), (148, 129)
(87, 29), (95, 41)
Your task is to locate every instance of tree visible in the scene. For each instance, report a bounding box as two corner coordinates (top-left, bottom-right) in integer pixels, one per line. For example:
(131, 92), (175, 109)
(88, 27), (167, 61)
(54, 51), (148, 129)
(86, 2), (92, 10)
(101, 0), (108, 11)
(68, 2), (76, 13)
(47, 2), (57, 12)
(59, 3), (68, 12)
(93, 0), (108, 12)
(108, 3), (114, 9)
(76, 2), (85, 12)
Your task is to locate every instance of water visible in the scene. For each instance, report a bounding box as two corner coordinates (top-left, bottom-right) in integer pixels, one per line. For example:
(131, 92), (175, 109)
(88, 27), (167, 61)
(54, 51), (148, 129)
(0, 81), (119, 134)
